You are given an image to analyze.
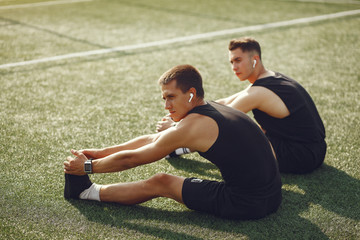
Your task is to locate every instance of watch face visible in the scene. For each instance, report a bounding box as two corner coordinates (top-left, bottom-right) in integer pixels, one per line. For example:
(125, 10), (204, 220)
(84, 161), (92, 173)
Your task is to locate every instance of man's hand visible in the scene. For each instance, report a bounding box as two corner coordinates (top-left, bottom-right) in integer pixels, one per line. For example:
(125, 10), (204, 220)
(156, 115), (175, 132)
(63, 149), (88, 175)
(78, 149), (102, 159)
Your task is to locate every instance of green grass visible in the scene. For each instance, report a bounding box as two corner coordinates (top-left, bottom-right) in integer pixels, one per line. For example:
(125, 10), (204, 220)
(1, 0), (360, 239)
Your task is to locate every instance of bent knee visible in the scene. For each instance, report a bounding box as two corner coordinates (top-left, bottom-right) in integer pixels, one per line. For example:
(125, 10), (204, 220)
(146, 173), (185, 201)
(147, 173), (174, 187)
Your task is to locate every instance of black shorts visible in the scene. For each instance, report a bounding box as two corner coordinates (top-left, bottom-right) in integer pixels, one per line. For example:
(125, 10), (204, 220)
(182, 178), (282, 220)
(269, 137), (327, 174)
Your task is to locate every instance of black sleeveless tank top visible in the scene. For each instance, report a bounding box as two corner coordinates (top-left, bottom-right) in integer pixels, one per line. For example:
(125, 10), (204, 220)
(252, 72), (325, 143)
(188, 102), (281, 197)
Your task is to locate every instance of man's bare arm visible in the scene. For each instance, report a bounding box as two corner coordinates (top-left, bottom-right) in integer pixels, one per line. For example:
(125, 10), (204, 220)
(216, 91), (242, 105)
(216, 85), (252, 106)
(64, 123), (193, 175)
(227, 86), (290, 118)
(78, 134), (158, 159)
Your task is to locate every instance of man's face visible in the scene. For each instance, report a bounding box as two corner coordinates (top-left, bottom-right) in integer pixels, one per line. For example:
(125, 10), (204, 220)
(229, 48), (254, 81)
(161, 80), (191, 122)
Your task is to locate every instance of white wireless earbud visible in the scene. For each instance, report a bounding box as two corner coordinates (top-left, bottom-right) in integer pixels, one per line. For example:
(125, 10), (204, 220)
(188, 93), (194, 102)
(253, 60), (257, 68)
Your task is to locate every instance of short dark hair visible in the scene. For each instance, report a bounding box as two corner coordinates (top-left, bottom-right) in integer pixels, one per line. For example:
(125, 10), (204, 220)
(158, 65), (205, 98)
(228, 37), (262, 60)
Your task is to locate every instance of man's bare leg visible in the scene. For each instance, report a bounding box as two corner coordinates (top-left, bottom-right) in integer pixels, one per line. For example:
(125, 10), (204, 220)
(100, 173), (185, 205)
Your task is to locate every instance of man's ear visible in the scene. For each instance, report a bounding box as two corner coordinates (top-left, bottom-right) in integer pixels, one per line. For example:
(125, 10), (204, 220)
(188, 87), (196, 102)
(253, 55), (260, 63)
(189, 87), (197, 97)
(189, 87), (196, 95)
(252, 55), (260, 68)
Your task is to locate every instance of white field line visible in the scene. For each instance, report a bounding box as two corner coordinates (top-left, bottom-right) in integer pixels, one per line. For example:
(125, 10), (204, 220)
(1, 9), (359, 69)
(0, 0), (93, 10)
(288, 0), (360, 4)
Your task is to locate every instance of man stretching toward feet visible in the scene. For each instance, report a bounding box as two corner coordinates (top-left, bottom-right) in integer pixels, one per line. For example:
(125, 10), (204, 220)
(64, 64), (282, 220)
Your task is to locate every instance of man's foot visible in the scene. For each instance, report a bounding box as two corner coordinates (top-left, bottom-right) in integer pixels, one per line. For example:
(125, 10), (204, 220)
(64, 174), (93, 200)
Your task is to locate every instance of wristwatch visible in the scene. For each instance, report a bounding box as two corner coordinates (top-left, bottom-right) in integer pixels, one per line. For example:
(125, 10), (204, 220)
(84, 159), (93, 174)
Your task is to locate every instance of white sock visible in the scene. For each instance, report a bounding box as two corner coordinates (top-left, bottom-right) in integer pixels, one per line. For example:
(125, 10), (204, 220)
(79, 183), (102, 201)
(165, 148), (191, 159)
(175, 148), (191, 155)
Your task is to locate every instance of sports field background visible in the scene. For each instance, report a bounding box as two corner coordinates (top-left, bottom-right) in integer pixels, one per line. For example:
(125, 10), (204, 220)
(0, 0), (359, 239)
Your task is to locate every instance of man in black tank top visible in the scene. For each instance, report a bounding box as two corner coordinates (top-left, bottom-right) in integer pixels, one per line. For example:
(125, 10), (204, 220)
(219, 37), (327, 174)
(158, 38), (326, 174)
(64, 65), (282, 220)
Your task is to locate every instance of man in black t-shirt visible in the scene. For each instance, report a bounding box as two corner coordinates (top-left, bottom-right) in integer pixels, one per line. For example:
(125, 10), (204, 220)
(157, 37), (326, 174)
(64, 65), (282, 220)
